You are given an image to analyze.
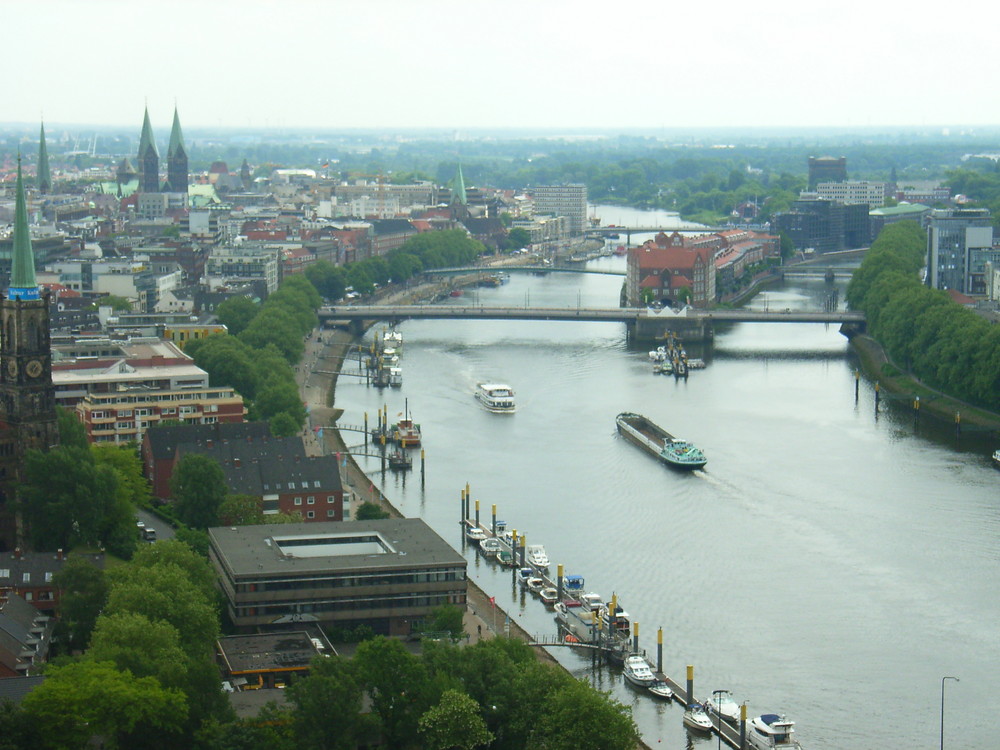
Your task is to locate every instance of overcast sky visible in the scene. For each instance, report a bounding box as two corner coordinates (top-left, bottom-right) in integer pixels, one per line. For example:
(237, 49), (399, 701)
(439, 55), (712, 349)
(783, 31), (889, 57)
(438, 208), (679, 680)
(6, 0), (997, 132)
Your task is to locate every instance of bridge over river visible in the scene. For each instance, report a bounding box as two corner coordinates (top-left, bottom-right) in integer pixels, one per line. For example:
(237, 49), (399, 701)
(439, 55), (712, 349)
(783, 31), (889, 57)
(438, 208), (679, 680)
(319, 304), (865, 341)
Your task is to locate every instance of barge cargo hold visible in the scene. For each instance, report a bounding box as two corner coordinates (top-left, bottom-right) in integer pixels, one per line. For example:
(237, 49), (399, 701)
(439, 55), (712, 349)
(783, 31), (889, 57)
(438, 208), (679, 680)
(616, 412), (707, 470)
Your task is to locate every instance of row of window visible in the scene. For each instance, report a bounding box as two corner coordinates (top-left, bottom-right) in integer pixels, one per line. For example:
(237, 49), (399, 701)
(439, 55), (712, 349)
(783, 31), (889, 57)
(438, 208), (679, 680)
(291, 496), (337, 506)
(235, 591), (465, 618)
(237, 569), (464, 593)
(91, 403), (222, 420)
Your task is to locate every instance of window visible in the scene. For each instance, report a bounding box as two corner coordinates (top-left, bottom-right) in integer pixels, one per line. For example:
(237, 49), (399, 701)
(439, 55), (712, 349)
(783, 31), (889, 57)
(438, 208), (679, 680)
(294, 497), (302, 506)
(22, 572), (30, 583)
(327, 510), (336, 518)
(327, 495), (335, 504)
(118, 409), (133, 417)
(307, 496), (315, 505)
(306, 511), (315, 519)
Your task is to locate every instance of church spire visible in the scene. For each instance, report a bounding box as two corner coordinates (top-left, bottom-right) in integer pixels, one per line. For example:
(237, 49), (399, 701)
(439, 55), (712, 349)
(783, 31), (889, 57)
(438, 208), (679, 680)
(166, 105), (189, 194)
(451, 163), (467, 206)
(37, 122), (51, 194)
(137, 105), (160, 193)
(9, 156), (39, 300)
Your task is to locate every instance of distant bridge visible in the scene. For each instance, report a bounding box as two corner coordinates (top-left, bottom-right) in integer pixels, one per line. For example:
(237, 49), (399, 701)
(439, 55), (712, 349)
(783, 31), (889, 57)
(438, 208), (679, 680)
(319, 304), (864, 327)
(422, 266), (625, 277)
(584, 225), (720, 237)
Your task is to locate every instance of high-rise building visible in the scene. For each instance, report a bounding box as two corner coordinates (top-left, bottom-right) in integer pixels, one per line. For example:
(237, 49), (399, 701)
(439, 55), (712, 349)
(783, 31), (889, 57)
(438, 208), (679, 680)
(137, 106), (160, 193)
(165, 106), (188, 195)
(926, 208), (997, 294)
(808, 156), (847, 190)
(533, 184), (588, 236)
(0, 158), (60, 550)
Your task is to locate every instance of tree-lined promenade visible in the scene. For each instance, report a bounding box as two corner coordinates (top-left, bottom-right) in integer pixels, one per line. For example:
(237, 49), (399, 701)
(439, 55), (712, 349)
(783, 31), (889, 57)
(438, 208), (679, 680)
(847, 221), (1000, 421)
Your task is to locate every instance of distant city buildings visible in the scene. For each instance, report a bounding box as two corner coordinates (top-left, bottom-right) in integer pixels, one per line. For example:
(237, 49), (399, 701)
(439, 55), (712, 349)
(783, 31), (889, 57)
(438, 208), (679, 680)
(808, 156), (847, 190)
(815, 181), (889, 208)
(532, 184), (588, 237)
(926, 208), (998, 295)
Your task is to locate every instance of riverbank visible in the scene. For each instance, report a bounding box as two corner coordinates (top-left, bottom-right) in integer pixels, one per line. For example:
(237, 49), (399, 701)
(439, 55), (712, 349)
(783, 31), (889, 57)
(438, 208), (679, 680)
(850, 333), (1000, 432)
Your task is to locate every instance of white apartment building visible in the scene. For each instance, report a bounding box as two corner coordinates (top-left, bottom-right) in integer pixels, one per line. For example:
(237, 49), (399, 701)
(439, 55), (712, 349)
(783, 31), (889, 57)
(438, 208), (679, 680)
(815, 181), (889, 208)
(204, 245), (281, 294)
(532, 184), (588, 236)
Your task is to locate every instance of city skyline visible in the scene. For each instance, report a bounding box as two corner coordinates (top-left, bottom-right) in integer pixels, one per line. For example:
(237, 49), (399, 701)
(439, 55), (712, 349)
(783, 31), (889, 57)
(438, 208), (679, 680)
(7, 0), (998, 131)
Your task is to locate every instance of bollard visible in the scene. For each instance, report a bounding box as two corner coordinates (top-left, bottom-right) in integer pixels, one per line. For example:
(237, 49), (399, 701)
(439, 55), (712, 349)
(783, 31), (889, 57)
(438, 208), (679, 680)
(420, 449), (425, 483)
(609, 593), (618, 631)
(740, 701), (747, 748)
(854, 369), (860, 401)
(874, 380), (880, 412)
(364, 412), (368, 445)
(511, 529), (518, 564)
(459, 489), (464, 524)
(475, 499), (480, 529)
(633, 621), (639, 655)
(557, 563), (564, 602)
(461, 488), (467, 521)
(491, 504), (497, 535)
(657, 627), (663, 674)
(519, 534), (526, 567)
(686, 664), (694, 705)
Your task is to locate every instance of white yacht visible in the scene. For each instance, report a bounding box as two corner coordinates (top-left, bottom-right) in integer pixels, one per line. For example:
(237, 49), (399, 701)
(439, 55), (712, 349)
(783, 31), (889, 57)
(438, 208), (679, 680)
(525, 544), (550, 570)
(466, 527), (487, 542)
(747, 714), (802, 749)
(475, 383), (516, 413)
(706, 689), (740, 723)
(622, 655), (656, 687)
(683, 704), (713, 733)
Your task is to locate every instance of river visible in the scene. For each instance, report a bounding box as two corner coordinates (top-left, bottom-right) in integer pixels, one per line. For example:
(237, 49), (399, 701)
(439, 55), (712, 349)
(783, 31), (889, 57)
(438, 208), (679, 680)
(337, 209), (998, 748)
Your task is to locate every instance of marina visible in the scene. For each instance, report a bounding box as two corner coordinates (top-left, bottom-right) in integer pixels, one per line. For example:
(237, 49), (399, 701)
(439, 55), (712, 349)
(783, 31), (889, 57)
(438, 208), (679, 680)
(340, 239), (998, 748)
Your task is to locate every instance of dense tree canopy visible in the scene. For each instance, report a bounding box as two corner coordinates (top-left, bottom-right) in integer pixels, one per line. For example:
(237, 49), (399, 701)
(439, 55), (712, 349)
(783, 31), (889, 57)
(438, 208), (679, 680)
(169, 454), (228, 530)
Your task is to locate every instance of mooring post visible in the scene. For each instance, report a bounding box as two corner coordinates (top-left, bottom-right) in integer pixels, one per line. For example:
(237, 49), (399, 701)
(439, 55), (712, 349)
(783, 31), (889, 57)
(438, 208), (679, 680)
(364, 412), (369, 446)
(459, 489), (464, 524)
(632, 621), (639, 654)
(955, 411), (961, 437)
(854, 369), (860, 401)
(557, 563), (563, 601)
(656, 627), (663, 674)
(913, 395), (920, 427)
(686, 664), (694, 705)
(420, 449), (425, 484)
(874, 381), (880, 412)
(491, 504), (496, 535)
(511, 530), (518, 565)
(475, 499), (480, 529)
(461, 488), (467, 522)
(519, 534), (526, 567)
(740, 701), (747, 749)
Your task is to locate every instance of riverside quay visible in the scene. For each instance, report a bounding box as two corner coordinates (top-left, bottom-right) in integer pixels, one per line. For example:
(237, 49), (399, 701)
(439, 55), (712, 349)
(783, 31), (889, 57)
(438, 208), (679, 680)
(209, 519), (467, 635)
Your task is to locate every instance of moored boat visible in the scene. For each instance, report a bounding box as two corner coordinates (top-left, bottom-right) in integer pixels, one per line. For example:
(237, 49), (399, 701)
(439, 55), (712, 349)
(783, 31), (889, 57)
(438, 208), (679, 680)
(475, 383), (516, 413)
(525, 544), (550, 570)
(622, 655), (656, 687)
(992, 449), (1000, 468)
(496, 549), (515, 567)
(466, 526), (487, 542)
(539, 587), (558, 606)
(648, 680), (673, 699)
(706, 689), (740, 723)
(616, 412), (707, 470)
(392, 417), (421, 447)
(683, 703), (713, 733)
(746, 714), (802, 749)
(480, 538), (502, 556)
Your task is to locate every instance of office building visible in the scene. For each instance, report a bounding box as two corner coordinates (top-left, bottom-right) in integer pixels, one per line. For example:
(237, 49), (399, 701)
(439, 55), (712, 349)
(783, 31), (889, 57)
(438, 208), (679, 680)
(926, 208), (996, 294)
(533, 184), (588, 236)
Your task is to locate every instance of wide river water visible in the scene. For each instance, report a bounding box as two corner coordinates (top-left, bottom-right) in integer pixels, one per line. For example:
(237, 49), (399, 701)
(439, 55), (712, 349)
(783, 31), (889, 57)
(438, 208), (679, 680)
(338, 213), (998, 749)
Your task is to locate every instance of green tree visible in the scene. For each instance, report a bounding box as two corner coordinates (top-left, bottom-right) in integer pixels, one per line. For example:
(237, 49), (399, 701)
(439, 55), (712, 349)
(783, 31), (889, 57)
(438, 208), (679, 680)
(426, 604), (465, 639)
(174, 527), (211, 557)
(52, 555), (109, 652)
(218, 494), (264, 526)
(57, 406), (88, 450)
(129, 539), (219, 604)
(270, 410), (303, 437)
(215, 296), (259, 337)
(92, 442), (153, 508)
(418, 689), (493, 750)
(305, 260), (348, 301)
(87, 612), (188, 686)
(353, 636), (434, 748)
(355, 501), (390, 520)
(533, 678), (638, 750)
(20, 660), (187, 750)
(170, 454), (228, 530)
(506, 227), (531, 250)
(287, 656), (376, 750)
(90, 294), (133, 312)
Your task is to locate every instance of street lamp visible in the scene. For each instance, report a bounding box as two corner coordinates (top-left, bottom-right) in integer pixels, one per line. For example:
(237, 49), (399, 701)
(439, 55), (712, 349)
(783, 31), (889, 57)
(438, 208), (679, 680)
(940, 676), (959, 750)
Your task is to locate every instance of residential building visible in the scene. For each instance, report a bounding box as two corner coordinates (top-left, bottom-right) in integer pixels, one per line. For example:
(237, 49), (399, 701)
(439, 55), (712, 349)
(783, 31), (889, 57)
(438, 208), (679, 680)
(76, 385), (245, 444)
(816, 181), (888, 208)
(0, 550), (104, 612)
(926, 208), (996, 294)
(208, 519), (467, 635)
(204, 245), (282, 294)
(533, 184), (588, 236)
(626, 233), (716, 307)
(0, 594), (53, 677)
(370, 219), (417, 257)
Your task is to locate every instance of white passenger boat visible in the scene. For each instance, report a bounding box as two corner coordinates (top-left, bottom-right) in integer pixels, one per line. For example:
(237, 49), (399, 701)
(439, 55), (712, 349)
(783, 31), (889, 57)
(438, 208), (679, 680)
(683, 703), (713, 733)
(706, 689), (740, 723)
(475, 383), (516, 413)
(466, 526), (487, 542)
(525, 544), (550, 570)
(525, 576), (546, 593)
(648, 680), (673, 699)
(747, 714), (802, 749)
(384, 329), (403, 349)
(622, 655), (656, 687)
(479, 538), (502, 555)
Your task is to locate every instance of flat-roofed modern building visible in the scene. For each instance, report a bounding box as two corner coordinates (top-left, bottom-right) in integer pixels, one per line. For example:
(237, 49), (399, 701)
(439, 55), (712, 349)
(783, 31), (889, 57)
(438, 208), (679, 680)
(532, 184), (588, 236)
(208, 519), (467, 635)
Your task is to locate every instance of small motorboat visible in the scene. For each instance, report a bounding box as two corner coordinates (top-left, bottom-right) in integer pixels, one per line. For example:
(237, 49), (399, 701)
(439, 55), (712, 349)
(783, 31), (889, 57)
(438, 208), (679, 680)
(563, 574), (585, 593)
(683, 703), (713, 733)
(538, 587), (558, 606)
(525, 544), (550, 570)
(577, 592), (604, 611)
(648, 680), (673, 699)
(706, 689), (740, 724)
(992, 448), (1000, 468)
(480, 538), (502, 556)
(622, 655), (656, 687)
(496, 549), (515, 567)
(516, 567), (534, 585)
(524, 576), (546, 593)
(466, 527), (487, 542)
(747, 714), (802, 749)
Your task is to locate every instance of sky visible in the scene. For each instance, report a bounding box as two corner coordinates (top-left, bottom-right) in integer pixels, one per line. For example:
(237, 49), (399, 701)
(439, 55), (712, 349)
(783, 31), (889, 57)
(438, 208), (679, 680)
(6, 0), (999, 132)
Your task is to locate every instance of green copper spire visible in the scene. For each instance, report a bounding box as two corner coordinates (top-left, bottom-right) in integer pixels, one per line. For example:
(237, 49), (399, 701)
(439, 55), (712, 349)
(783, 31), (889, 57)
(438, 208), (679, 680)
(139, 106), (159, 157)
(451, 163), (467, 206)
(167, 106), (186, 158)
(9, 155), (39, 299)
(37, 122), (51, 194)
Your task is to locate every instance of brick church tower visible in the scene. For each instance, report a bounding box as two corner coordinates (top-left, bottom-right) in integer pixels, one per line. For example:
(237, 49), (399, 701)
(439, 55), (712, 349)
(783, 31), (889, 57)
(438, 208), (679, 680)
(0, 157), (59, 550)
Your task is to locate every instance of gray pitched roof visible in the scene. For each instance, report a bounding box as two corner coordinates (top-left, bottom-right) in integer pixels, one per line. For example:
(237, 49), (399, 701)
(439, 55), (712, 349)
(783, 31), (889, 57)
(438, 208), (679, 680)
(145, 421), (273, 461)
(0, 675), (45, 704)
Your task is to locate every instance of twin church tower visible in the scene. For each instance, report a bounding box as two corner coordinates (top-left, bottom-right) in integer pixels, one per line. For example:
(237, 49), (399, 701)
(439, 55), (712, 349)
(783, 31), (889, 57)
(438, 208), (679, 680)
(137, 105), (188, 194)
